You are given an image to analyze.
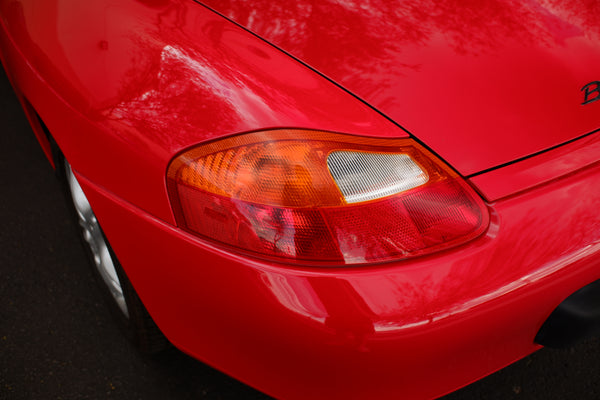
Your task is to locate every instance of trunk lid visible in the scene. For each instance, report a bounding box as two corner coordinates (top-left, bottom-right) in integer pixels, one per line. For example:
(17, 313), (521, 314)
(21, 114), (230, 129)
(201, 0), (600, 175)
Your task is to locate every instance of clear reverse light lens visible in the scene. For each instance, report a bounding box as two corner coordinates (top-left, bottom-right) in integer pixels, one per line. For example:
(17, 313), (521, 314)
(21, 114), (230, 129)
(327, 151), (428, 203)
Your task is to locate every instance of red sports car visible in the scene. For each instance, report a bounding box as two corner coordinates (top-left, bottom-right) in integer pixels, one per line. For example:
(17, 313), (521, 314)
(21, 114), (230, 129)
(1, 0), (599, 399)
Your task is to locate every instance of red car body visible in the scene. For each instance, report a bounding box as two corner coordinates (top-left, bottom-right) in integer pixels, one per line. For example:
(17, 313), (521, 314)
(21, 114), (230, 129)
(1, 0), (600, 399)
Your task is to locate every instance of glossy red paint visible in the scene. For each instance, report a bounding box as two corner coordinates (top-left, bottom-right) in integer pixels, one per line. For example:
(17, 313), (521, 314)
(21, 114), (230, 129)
(0, 0), (402, 222)
(76, 159), (600, 400)
(200, 0), (600, 175)
(2, 0), (600, 399)
(470, 128), (600, 201)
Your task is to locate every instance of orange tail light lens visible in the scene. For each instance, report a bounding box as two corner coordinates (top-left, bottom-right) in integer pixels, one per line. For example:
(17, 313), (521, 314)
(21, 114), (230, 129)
(167, 129), (489, 265)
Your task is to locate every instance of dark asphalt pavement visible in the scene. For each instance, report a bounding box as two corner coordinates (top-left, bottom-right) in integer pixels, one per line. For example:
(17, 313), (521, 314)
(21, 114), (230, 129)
(1, 66), (600, 400)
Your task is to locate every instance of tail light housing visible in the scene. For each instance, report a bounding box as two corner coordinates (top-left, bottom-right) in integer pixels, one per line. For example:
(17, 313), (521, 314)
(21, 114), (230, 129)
(167, 129), (488, 265)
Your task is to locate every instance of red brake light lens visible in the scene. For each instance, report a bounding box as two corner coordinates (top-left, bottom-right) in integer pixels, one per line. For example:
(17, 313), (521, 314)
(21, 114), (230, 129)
(167, 130), (488, 265)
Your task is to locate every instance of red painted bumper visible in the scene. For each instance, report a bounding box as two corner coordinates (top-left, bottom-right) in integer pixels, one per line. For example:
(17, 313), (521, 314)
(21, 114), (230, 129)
(77, 156), (600, 400)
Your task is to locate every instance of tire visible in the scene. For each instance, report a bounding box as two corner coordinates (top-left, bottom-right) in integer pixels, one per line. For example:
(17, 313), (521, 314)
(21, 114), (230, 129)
(62, 157), (169, 354)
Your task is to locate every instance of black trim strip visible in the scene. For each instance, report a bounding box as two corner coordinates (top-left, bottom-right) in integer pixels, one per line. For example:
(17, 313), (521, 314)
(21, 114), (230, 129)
(467, 127), (600, 178)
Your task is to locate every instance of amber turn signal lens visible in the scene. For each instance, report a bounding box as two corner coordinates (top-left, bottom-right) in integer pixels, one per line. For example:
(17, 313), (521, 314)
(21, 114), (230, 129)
(167, 129), (489, 265)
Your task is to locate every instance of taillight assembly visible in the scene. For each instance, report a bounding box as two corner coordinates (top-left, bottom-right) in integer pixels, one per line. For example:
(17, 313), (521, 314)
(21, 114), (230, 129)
(167, 129), (488, 265)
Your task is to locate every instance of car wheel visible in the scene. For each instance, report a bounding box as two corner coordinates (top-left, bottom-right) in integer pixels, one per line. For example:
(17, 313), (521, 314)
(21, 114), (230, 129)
(63, 158), (169, 354)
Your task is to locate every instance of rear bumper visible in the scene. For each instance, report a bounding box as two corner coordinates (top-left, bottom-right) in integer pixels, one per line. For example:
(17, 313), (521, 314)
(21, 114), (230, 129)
(75, 156), (600, 400)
